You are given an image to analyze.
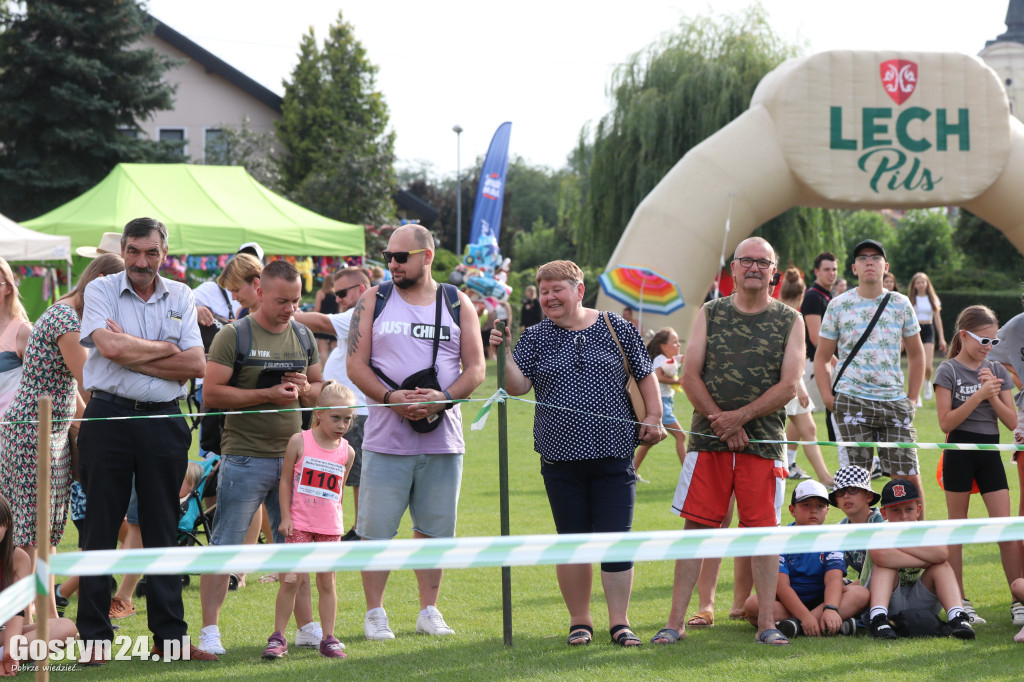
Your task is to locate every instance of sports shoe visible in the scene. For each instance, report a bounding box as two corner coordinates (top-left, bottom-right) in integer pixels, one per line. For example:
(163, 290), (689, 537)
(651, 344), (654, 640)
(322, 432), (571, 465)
(922, 383), (934, 401)
(947, 612), (976, 640)
(416, 605), (455, 636)
(871, 461), (884, 480)
(319, 635), (347, 659)
(341, 528), (360, 542)
(295, 621), (323, 648)
(788, 464), (811, 480)
(915, 397), (923, 408)
(199, 624), (227, 655)
(261, 631), (287, 659)
(840, 616), (857, 636)
(777, 617), (802, 638)
(963, 599), (986, 624)
(364, 608), (395, 640)
(108, 596), (135, 619)
(870, 613), (897, 640)
(1011, 600), (1024, 626)
(635, 474), (651, 484)
(54, 584), (69, 617)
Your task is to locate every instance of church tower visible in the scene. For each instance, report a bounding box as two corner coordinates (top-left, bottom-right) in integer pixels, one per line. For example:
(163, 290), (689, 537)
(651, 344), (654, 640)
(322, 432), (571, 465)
(980, 0), (1024, 119)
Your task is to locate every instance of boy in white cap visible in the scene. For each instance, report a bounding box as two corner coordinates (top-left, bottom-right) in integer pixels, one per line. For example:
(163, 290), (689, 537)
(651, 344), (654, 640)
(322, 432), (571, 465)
(866, 479), (974, 640)
(743, 480), (869, 640)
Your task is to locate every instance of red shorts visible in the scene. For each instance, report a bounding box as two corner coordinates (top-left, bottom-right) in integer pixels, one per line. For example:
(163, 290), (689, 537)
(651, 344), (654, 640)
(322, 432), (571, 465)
(671, 451), (786, 528)
(285, 530), (342, 543)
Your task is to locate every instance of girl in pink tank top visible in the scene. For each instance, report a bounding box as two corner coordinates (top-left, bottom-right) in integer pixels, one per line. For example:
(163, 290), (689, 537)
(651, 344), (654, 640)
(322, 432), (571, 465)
(267, 381), (355, 659)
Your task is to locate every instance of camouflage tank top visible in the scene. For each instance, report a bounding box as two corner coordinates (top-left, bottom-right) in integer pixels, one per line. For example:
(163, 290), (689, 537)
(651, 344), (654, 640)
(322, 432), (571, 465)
(689, 295), (798, 460)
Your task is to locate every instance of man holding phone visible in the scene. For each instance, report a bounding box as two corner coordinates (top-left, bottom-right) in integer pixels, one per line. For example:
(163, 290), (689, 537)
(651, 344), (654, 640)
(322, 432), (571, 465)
(198, 259), (323, 654)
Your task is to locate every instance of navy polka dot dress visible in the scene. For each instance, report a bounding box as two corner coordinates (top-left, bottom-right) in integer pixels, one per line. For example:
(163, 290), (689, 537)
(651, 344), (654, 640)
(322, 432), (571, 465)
(512, 312), (652, 461)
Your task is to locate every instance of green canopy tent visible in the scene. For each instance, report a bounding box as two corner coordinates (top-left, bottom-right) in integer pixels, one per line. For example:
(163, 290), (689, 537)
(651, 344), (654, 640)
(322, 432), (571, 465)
(23, 163), (364, 256)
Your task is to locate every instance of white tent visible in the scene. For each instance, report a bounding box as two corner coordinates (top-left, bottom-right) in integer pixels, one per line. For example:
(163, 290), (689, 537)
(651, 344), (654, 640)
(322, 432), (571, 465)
(0, 212), (71, 263)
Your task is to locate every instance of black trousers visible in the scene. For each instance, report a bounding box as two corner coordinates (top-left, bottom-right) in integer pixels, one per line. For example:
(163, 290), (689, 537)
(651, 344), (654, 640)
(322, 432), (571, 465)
(76, 398), (190, 644)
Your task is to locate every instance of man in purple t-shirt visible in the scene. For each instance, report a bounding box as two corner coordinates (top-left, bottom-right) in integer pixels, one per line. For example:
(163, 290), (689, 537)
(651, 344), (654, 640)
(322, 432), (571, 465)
(347, 224), (485, 641)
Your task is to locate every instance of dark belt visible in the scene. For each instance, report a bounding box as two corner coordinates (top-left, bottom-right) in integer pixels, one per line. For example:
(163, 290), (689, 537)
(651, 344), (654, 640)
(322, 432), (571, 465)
(91, 390), (178, 412)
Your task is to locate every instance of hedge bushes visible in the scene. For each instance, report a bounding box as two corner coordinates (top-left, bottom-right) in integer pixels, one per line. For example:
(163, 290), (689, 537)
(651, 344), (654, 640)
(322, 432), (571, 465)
(937, 290), (1023, 337)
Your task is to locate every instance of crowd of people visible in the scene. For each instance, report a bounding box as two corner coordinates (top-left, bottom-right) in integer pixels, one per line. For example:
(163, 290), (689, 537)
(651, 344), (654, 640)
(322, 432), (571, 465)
(0, 220), (1021, 670)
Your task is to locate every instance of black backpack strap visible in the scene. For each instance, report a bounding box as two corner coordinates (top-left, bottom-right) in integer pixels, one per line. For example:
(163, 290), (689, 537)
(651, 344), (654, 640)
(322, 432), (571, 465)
(832, 293), (891, 393)
(290, 320), (315, 366)
(374, 281), (394, 321)
(229, 317), (253, 387)
(440, 282), (461, 327)
(219, 285), (234, 320)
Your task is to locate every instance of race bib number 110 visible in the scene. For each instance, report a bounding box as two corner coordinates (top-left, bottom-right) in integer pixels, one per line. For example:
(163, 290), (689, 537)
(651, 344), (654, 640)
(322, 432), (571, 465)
(297, 456), (344, 501)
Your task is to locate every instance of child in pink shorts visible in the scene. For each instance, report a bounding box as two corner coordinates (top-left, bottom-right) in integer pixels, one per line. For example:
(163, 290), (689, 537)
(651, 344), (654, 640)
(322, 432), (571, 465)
(263, 381), (355, 660)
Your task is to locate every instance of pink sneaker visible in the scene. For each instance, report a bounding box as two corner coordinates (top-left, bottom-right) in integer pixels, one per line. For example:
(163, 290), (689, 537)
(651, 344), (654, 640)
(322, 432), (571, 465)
(261, 631), (287, 659)
(319, 635), (347, 659)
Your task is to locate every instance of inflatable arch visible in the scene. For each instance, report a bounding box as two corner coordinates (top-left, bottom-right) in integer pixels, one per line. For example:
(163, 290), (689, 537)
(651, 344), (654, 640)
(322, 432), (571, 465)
(598, 50), (1024, 346)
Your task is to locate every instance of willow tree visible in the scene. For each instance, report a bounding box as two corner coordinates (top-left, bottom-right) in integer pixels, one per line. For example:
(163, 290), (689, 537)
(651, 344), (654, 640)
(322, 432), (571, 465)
(574, 6), (800, 266)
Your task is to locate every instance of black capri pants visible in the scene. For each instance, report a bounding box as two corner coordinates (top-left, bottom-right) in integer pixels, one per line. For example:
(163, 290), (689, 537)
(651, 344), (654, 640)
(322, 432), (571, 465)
(540, 455), (636, 572)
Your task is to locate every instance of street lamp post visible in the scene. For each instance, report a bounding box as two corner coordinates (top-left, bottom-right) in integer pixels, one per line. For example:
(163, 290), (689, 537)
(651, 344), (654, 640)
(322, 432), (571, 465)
(453, 124), (463, 256)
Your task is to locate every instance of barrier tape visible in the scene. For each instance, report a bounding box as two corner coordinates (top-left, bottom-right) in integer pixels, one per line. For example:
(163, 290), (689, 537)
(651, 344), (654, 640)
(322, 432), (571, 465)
(4, 517), (1022, 629)
(470, 392), (1024, 451)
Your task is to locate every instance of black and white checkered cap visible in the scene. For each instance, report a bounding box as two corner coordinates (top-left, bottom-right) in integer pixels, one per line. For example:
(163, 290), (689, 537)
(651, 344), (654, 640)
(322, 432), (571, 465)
(829, 465), (881, 507)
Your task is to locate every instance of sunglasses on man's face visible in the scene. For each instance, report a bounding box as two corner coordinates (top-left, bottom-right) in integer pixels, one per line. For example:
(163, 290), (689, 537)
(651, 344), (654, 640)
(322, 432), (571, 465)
(381, 248), (426, 264)
(334, 284), (361, 299)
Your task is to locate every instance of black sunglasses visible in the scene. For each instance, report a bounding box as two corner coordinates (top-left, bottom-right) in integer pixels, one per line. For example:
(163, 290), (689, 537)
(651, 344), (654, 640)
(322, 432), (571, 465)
(334, 284), (361, 298)
(381, 248), (426, 264)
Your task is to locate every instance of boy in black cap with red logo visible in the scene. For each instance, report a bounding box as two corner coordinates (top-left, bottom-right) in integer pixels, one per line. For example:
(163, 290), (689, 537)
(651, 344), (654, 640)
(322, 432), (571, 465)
(866, 479), (974, 640)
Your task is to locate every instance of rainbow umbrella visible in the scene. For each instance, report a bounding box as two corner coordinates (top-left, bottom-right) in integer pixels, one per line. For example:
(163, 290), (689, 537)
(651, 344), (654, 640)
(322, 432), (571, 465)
(599, 265), (685, 331)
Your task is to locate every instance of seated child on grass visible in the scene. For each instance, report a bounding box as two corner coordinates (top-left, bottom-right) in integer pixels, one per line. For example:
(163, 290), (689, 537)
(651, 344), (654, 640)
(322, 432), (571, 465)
(830, 465), (884, 587)
(866, 479), (975, 640)
(743, 480), (869, 639)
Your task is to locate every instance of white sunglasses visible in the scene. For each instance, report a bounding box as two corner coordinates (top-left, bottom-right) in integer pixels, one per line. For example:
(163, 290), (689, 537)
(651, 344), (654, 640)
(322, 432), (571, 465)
(964, 329), (1000, 346)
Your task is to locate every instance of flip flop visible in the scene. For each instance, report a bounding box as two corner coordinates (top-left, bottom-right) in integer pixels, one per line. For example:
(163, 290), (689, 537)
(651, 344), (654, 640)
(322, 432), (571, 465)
(687, 610), (714, 628)
(568, 624), (593, 646)
(650, 628), (681, 645)
(756, 628), (790, 646)
(610, 624), (642, 647)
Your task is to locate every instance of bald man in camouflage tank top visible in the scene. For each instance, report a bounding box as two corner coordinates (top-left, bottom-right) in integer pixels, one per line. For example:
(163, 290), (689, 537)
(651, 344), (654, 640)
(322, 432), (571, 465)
(653, 237), (805, 647)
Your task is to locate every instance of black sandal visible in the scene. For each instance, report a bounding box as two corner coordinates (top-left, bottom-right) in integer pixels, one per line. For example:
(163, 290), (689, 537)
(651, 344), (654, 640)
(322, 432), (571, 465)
(567, 624), (593, 645)
(610, 624), (642, 647)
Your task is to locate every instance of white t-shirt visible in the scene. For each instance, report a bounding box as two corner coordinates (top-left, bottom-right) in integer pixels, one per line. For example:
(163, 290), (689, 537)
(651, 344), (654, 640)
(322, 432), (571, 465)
(652, 353), (681, 398)
(192, 281), (241, 387)
(913, 295), (935, 324)
(321, 309), (367, 416)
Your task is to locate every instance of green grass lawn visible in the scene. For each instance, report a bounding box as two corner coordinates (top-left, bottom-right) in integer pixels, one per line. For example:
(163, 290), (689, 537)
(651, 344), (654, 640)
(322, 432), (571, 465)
(51, 358), (1024, 680)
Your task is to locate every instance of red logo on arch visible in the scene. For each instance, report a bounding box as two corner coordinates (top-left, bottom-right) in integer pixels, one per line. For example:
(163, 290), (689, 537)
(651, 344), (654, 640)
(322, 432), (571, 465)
(880, 60), (918, 105)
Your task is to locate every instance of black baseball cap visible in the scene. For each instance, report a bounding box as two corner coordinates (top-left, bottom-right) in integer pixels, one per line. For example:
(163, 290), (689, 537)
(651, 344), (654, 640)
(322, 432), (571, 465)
(852, 239), (886, 260)
(880, 479), (921, 508)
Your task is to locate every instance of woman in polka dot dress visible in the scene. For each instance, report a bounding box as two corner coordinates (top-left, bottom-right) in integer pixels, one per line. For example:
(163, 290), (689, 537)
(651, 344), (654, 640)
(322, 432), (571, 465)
(490, 260), (666, 648)
(0, 254), (124, 561)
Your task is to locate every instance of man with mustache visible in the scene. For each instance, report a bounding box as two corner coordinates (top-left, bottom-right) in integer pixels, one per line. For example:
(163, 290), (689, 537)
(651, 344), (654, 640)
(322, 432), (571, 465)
(76, 218), (214, 663)
(653, 237), (805, 647)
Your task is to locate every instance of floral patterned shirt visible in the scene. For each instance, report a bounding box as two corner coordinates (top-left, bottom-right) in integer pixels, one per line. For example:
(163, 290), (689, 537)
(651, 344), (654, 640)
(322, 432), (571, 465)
(819, 289), (920, 401)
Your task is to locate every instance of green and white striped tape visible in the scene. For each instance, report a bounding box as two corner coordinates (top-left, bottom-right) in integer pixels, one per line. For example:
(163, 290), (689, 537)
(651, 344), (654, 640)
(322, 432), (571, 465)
(1, 516), (1018, 630)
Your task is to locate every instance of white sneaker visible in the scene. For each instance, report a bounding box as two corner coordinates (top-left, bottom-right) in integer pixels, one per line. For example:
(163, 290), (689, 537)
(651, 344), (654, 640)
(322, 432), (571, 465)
(923, 383), (934, 401)
(416, 605), (455, 636)
(915, 396), (923, 408)
(199, 624), (226, 655)
(635, 474), (650, 484)
(295, 621), (325, 648)
(1012, 600), (1024, 626)
(963, 599), (987, 624)
(364, 607), (396, 640)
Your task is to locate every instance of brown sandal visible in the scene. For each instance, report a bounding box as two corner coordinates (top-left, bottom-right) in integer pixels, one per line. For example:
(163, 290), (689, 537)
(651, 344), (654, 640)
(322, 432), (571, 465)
(687, 610), (714, 628)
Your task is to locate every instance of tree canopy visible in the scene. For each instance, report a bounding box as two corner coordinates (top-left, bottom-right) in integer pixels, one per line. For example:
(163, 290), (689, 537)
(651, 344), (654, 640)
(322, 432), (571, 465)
(276, 12), (396, 225)
(0, 0), (181, 221)
(573, 6), (798, 266)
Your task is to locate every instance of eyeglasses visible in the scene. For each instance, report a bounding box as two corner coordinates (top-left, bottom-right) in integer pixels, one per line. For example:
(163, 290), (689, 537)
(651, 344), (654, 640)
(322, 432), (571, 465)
(965, 329), (1000, 346)
(381, 249), (426, 264)
(855, 254), (885, 263)
(834, 487), (861, 498)
(734, 257), (774, 270)
(334, 284), (361, 298)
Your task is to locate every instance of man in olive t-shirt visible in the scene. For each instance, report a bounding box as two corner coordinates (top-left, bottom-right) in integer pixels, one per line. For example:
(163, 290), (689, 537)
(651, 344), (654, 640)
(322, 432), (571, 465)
(197, 260), (322, 655)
